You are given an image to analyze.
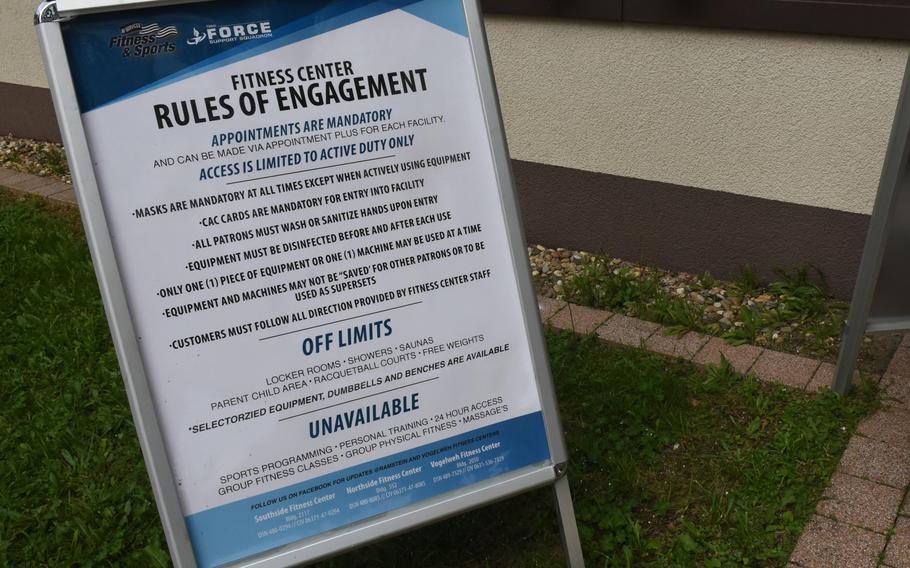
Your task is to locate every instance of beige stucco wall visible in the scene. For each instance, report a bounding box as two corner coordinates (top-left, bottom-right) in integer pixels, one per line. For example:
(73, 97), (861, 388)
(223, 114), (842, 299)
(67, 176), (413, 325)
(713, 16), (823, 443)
(2, 5), (908, 215)
(486, 16), (910, 215)
(1, 0), (48, 88)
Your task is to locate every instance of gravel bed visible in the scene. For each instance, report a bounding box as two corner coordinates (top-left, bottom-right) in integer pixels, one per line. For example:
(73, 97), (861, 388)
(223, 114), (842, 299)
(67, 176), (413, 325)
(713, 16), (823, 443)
(529, 244), (899, 371)
(531, 244), (779, 331)
(0, 135), (71, 184)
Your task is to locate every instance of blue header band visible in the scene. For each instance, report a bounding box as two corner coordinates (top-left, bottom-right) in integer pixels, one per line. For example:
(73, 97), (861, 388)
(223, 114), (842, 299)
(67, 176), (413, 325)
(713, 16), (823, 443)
(61, 0), (468, 113)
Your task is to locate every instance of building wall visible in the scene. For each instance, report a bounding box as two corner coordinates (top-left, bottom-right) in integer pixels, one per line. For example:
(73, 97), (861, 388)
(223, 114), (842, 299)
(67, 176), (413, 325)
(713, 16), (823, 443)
(0, 0), (48, 89)
(481, 16), (910, 295)
(0, 0), (61, 141)
(486, 16), (908, 216)
(2, 6), (908, 295)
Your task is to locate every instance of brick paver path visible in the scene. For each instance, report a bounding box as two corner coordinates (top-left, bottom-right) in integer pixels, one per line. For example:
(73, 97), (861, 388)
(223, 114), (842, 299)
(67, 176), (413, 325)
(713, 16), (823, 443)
(791, 336), (910, 568)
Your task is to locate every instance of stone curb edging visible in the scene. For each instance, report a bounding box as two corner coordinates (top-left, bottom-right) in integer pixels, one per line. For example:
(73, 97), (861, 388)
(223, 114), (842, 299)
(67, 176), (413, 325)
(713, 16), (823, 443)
(0, 166), (77, 205)
(537, 297), (910, 568)
(538, 297), (862, 393)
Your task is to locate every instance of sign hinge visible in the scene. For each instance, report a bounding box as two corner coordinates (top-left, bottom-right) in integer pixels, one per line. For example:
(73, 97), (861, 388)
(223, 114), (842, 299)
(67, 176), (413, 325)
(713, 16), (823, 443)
(35, 1), (71, 25)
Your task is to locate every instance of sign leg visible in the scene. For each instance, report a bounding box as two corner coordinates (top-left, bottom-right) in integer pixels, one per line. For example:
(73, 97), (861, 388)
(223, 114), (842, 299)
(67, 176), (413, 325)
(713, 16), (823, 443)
(833, 321), (867, 395)
(553, 475), (585, 567)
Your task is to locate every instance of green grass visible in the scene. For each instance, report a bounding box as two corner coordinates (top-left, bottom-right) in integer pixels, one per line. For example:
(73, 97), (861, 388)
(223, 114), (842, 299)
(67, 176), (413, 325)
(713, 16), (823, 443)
(0, 194), (878, 567)
(0, 195), (171, 566)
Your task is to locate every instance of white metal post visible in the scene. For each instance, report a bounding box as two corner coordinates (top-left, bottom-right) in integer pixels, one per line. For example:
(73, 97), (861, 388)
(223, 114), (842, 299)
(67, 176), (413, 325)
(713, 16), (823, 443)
(553, 473), (585, 568)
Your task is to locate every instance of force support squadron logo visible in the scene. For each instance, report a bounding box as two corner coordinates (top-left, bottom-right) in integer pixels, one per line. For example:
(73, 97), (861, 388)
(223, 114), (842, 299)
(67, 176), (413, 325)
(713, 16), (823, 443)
(186, 21), (273, 46)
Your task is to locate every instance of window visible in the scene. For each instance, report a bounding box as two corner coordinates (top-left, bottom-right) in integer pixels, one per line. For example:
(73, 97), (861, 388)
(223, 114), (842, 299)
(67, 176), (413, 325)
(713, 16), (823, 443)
(482, 0), (910, 41)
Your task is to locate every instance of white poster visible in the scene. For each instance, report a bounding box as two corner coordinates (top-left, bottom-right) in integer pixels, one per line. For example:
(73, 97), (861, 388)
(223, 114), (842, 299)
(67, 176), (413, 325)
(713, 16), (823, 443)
(62, 1), (551, 565)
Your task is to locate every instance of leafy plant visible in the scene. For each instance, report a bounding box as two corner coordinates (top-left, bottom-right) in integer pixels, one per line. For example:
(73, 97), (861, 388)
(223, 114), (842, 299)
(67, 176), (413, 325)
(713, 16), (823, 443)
(769, 265), (829, 321)
(723, 306), (764, 346)
(733, 264), (760, 297)
(565, 260), (660, 312)
(701, 271), (717, 289)
(636, 295), (707, 336)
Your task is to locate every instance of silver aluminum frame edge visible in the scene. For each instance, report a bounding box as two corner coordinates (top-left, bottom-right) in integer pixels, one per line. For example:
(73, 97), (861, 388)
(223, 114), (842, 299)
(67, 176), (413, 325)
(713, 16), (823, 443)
(35, 0), (573, 566)
(56, 0), (209, 16)
(35, 2), (199, 566)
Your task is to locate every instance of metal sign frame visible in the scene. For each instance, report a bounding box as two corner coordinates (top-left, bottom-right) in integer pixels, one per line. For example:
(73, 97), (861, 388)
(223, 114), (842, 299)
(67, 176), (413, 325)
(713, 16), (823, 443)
(833, 54), (910, 395)
(35, 0), (585, 566)
(55, 0), (204, 14)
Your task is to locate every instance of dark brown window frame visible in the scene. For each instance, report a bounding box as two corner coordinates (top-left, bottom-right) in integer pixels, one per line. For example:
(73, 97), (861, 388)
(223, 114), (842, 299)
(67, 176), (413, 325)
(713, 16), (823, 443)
(482, 0), (910, 42)
(480, 0), (620, 21)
